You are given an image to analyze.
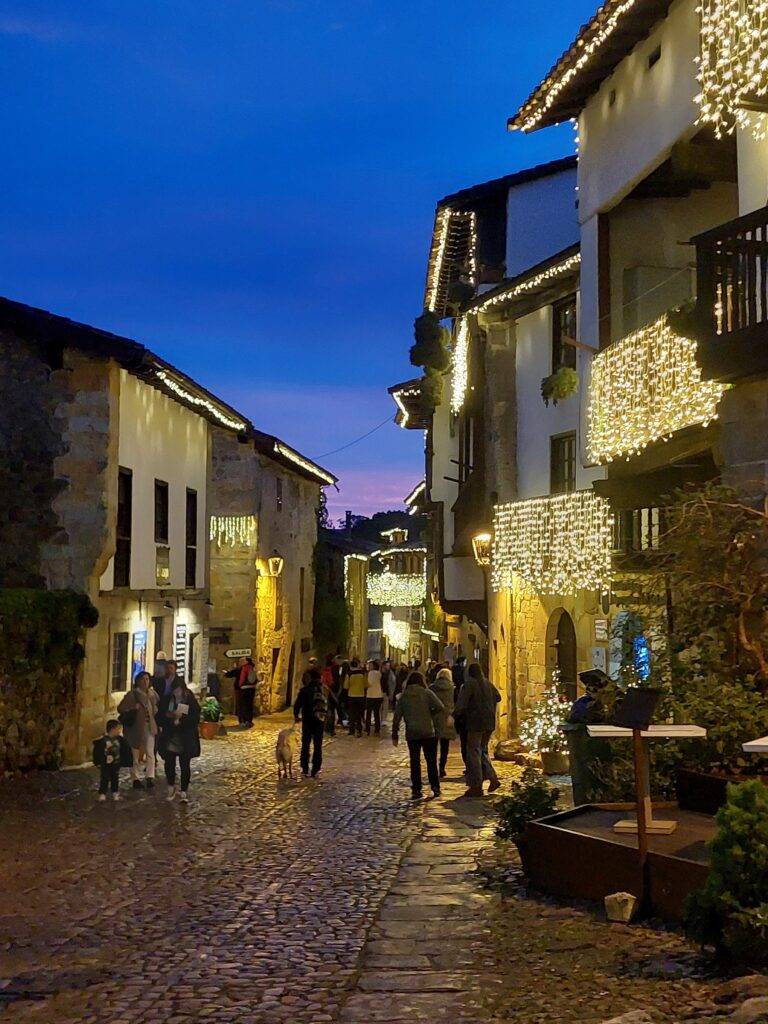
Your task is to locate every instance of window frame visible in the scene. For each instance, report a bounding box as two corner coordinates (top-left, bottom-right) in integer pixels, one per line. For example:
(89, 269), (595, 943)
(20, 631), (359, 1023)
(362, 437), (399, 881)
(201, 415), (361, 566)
(552, 293), (578, 373)
(550, 432), (577, 495)
(110, 631), (130, 693)
(154, 479), (170, 545)
(185, 488), (198, 588)
(114, 467), (133, 588)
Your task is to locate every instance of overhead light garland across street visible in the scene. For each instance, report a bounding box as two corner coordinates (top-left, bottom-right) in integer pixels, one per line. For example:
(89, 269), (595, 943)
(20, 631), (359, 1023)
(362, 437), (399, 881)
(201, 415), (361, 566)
(586, 313), (726, 464)
(366, 571), (427, 607)
(697, 0), (768, 140)
(492, 491), (613, 596)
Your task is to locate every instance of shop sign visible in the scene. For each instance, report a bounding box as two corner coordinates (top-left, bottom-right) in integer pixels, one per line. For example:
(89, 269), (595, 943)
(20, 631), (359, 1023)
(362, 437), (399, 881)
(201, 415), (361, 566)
(175, 623), (188, 678)
(225, 647), (252, 659)
(594, 618), (609, 642)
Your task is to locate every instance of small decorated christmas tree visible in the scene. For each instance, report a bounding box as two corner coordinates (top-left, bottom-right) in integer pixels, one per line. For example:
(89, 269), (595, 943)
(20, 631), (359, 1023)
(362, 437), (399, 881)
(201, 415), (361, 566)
(519, 672), (570, 754)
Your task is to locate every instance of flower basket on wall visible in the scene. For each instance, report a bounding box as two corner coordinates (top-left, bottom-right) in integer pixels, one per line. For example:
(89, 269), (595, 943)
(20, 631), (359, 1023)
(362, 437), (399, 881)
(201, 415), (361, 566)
(541, 366), (578, 407)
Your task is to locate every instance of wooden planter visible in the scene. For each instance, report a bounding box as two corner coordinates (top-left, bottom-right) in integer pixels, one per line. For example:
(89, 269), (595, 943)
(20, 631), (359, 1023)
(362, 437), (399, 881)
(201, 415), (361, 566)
(200, 720), (219, 740)
(675, 768), (768, 816)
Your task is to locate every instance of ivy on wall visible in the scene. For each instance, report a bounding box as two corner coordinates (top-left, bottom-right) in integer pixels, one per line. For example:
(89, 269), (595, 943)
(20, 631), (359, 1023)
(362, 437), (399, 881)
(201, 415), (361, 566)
(0, 589), (98, 773)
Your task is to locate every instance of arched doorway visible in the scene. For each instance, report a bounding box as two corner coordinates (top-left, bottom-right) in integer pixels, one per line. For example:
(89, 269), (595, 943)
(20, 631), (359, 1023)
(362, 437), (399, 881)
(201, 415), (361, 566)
(546, 608), (578, 701)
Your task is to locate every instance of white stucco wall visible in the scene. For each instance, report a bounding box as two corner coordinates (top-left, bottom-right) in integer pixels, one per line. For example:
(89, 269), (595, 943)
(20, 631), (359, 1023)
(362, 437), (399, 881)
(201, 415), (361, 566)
(506, 169), (579, 276)
(737, 130), (768, 216)
(577, 0), (700, 224)
(100, 370), (209, 591)
(515, 303), (604, 498)
(429, 387), (459, 554)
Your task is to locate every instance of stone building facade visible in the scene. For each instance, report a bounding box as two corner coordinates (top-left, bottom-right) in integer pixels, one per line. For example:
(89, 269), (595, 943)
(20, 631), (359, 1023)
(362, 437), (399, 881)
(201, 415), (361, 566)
(208, 429), (335, 712)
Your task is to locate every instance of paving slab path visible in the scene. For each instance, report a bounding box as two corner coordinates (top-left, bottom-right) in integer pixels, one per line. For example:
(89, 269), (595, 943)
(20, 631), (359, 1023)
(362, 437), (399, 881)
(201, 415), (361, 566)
(0, 712), (724, 1023)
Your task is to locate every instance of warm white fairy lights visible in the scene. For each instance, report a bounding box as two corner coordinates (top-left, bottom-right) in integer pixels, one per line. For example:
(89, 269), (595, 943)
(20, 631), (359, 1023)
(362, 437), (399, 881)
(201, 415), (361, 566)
(512, 0), (643, 133)
(209, 515), (256, 547)
(155, 371), (247, 431)
(404, 481), (426, 509)
(696, 0), (768, 140)
(451, 317), (470, 414)
(491, 491), (613, 596)
(425, 207), (453, 313)
(273, 442), (336, 485)
(366, 571), (427, 607)
(475, 253), (581, 313)
(344, 553), (368, 599)
(586, 314), (726, 464)
(383, 612), (410, 652)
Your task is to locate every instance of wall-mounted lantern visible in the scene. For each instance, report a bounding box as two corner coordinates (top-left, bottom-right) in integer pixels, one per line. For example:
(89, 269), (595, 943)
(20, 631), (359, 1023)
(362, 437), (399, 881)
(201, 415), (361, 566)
(471, 531), (492, 568)
(267, 549), (284, 577)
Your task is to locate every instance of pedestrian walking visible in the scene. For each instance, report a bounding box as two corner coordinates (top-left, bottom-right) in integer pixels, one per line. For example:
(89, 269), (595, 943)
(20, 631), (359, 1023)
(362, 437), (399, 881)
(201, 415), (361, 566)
(334, 656), (348, 726)
(92, 719), (131, 801)
(454, 663), (501, 798)
(293, 667), (332, 777)
(321, 654), (338, 735)
(118, 670), (159, 790)
(365, 660), (384, 735)
(151, 650), (168, 698)
(153, 657), (181, 701)
(158, 678), (201, 803)
(345, 658), (368, 737)
(394, 663), (410, 704)
(429, 667), (457, 779)
(452, 656), (469, 768)
(380, 659), (395, 723)
(391, 672), (444, 799)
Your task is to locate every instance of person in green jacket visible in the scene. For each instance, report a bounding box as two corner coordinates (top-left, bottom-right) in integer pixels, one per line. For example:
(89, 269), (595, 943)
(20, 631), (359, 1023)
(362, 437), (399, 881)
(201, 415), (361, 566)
(392, 672), (444, 799)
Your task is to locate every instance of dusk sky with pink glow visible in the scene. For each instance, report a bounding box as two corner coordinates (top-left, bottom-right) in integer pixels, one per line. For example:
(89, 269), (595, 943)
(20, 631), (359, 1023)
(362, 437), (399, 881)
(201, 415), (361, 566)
(0, 0), (595, 519)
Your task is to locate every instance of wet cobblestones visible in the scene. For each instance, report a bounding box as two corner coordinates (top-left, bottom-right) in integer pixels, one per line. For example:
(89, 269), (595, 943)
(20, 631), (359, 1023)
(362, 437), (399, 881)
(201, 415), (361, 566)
(0, 713), (731, 1023)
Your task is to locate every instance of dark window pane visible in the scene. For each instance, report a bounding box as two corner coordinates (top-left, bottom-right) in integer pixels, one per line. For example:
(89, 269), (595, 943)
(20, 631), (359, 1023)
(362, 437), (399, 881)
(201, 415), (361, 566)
(552, 294), (578, 372)
(185, 489), (197, 546)
(185, 547), (197, 589)
(154, 480), (169, 544)
(115, 468), (132, 587)
(111, 632), (129, 692)
(550, 433), (576, 494)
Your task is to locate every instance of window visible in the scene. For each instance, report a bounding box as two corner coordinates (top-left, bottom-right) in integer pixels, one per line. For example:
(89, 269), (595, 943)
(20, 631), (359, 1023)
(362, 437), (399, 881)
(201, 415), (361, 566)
(185, 488), (198, 588)
(613, 506), (664, 553)
(154, 480), (169, 544)
(111, 631), (130, 692)
(647, 44), (661, 70)
(276, 477), (283, 512)
(114, 468), (132, 587)
(550, 433), (576, 494)
(299, 566), (305, 623)
(552, 294), (577, 372)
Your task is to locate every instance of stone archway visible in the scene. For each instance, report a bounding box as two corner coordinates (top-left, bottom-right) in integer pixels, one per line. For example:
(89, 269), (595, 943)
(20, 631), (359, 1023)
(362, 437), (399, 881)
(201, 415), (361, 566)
(545, 607), (578, 701)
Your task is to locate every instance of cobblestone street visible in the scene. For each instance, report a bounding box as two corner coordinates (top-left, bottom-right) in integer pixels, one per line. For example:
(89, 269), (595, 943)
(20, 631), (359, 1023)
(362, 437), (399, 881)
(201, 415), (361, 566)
(0, 713), (725, 1023)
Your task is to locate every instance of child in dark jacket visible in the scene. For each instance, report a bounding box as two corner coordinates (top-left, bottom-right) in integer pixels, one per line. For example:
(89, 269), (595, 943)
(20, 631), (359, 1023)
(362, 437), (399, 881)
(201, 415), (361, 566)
(93, 719), (130, 801)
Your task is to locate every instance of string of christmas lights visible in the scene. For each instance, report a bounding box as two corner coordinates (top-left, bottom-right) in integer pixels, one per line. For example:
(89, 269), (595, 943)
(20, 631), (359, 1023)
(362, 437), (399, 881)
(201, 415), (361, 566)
(382, 612), (410, 651)
(697, 0), (768, 140)
(366, 571), (427, 607)
(155, 371), (247, 432)
(491, 491), (613, 595)
(519, 678), (571, 754)
(343, 553), (368, 599)
(209, 515), (257, 547)
(586, 314), (726, 464)
(273, 442), (336, 485)
(451, 317), (470, 414)
(475, 253), (581, 313)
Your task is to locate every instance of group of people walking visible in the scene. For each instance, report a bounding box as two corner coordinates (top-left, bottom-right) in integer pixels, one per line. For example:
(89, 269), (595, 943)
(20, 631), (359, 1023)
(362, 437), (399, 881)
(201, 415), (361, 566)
(93, 657), (202, 803)
(291, 651), (502, 800)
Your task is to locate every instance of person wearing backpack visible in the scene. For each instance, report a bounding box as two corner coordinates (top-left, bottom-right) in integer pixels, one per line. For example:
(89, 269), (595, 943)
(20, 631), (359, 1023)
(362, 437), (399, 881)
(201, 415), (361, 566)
(293, 667), (332, 777)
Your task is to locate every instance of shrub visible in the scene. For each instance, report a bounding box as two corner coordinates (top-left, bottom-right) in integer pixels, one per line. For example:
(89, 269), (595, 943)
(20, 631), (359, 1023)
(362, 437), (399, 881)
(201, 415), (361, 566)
(494, 767), (560, 842)
(200, 697), (223, 723)
(411, 312), (450, 373)
(685, 779), (768, 964)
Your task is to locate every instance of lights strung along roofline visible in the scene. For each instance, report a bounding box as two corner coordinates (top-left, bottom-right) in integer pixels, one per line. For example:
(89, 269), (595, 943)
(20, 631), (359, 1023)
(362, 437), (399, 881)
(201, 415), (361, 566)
(272, 442), (336, 486)
(343, 552), (369, 599)
(373, 546), (428, 558)
(510, 0), (646, 133)
(404, 480), (426, 508)
(472, 252), (582, 313)
(155, 370), (248, 432)
(451, 317), (470, 414)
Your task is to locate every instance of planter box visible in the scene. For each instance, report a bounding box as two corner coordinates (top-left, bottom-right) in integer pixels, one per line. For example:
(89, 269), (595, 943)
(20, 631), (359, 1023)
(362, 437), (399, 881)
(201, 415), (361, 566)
(675, 768), (768, 816)
(522, 804), (712, 923)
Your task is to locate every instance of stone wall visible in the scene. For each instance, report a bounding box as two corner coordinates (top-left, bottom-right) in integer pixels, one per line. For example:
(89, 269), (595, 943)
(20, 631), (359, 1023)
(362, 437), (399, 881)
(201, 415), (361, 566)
(716, 380), (768, 497)
(0, 333), (68, 586)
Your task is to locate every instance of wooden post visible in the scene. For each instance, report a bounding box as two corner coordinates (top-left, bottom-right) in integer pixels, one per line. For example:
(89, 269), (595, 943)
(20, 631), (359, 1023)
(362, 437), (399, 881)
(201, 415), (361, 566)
(632, 728), (649, 867)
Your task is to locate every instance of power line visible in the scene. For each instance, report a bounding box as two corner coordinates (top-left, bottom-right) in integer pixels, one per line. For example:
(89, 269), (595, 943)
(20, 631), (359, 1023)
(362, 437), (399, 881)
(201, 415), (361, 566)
(313, 414), (394, 460)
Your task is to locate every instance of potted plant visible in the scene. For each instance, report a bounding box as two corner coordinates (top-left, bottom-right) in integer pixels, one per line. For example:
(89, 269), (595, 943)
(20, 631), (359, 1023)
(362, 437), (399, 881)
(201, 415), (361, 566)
(519, 682), (571, 774)
(540, 366), (578, 407)
(495, 766), (560, 869)
(684, 778), (768, 968)
(199, 697), (223, 740)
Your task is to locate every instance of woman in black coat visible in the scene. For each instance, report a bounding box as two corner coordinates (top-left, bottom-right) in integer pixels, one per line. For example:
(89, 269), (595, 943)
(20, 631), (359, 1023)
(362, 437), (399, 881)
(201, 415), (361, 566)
(157, 681), (201, 803)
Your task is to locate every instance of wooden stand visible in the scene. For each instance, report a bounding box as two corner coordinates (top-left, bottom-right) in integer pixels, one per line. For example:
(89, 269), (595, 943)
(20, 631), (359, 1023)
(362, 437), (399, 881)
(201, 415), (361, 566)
(613, 729), (677, 841)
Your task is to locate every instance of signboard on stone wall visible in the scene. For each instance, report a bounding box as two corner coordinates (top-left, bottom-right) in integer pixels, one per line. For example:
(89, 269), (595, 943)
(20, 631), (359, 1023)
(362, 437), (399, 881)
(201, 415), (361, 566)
(175, 623), (188, 679)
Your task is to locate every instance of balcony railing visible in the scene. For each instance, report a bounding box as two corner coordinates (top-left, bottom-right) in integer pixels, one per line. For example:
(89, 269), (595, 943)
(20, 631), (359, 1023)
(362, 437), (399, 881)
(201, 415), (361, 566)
(693, 204), (768, 379)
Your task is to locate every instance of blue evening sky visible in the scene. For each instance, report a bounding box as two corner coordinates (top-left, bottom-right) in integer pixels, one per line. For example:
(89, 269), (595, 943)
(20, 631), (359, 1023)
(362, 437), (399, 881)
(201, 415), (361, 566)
(0, 0), (596, 518)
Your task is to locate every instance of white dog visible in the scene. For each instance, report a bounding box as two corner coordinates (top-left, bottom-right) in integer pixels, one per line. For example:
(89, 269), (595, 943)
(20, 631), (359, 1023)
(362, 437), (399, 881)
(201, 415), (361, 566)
(275, 722), (300, 780)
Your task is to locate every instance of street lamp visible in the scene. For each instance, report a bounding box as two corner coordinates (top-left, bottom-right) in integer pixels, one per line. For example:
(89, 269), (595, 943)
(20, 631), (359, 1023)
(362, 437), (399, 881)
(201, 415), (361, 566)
(471, 531), (492, 567)
(267, 550), (284, 577)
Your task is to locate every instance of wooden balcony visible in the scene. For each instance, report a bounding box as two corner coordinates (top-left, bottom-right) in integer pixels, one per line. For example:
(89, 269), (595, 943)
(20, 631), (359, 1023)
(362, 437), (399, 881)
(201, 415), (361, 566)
(693, 205), (768, 382)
